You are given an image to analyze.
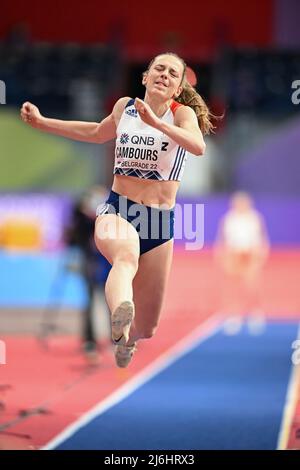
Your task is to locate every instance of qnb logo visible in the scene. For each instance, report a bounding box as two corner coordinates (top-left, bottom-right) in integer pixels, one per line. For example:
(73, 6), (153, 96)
(291, 80), (300, 105)
(120, 133), (129, 144)
(0, 340), (6, 364)
(0, 80), (6, 104)
(291, 339), (300, 366)
(131, 135), (154, 145)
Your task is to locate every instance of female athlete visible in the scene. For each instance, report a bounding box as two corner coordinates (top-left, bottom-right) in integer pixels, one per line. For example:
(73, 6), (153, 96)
(21, 52), (215, 367)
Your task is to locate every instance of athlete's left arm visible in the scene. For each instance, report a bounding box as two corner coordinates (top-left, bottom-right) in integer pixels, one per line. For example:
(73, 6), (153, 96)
(135, 98), (206, 156)
(165, 105), (206, 156)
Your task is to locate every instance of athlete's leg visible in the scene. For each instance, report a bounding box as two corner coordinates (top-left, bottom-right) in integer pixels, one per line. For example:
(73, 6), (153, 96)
(94, 214), (140, 345)
(127, 239), (174, 344)
(94, 214), (140, 314)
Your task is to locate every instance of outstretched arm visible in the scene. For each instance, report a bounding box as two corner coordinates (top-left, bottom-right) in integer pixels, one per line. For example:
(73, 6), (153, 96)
(20, 97), (129, 144)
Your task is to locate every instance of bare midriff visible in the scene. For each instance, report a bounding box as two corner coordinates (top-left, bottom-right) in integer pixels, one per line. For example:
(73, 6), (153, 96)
(112, 174), (179, 209)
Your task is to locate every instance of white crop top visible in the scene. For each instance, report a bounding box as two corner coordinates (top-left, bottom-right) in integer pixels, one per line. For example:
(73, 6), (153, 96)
(113, 98), (187, 181)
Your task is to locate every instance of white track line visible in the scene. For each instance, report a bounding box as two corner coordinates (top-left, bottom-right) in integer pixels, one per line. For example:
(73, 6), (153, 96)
(43, 313), (223, 450)
(277, 323), (300, 450)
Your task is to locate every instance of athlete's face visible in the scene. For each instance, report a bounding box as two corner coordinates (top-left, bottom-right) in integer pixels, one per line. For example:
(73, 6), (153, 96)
(143, 55), (184, 100)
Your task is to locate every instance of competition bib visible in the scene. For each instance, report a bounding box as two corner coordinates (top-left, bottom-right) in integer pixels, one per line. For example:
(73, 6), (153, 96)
(115, 132), (163, 172)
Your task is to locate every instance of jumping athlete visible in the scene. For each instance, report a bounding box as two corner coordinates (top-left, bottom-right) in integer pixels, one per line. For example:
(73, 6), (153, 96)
(21, 52), (215, 367)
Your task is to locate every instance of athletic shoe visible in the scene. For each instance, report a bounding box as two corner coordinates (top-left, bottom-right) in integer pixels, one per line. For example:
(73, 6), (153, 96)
(111, 300), (135, 345)
(114, 343), (137, 368)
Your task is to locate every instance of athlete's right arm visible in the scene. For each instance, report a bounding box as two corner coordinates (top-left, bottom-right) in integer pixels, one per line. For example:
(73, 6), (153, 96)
(20, 97), (130, 144)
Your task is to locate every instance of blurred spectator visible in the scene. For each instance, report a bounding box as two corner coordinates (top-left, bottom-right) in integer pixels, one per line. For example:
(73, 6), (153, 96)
(214, 191), (270, 334)
(65, 186), (111, 360)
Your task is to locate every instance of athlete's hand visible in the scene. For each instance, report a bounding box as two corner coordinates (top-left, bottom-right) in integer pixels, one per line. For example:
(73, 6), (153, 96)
(20, 102), (42, 128)
(134, 98), (160, 129)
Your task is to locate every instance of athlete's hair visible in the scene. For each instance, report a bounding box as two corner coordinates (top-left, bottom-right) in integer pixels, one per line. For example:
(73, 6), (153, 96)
(144, 52), (219, 135)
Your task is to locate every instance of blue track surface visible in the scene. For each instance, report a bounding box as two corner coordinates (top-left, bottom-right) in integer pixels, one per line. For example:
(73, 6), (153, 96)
(54, 322), (297, 450)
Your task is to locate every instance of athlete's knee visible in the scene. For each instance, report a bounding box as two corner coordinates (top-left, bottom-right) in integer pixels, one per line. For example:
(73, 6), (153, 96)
(114, 250), (139, 274)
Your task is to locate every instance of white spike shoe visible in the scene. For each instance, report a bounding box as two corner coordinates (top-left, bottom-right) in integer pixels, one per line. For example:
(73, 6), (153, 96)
(111, 301), (135, 345)
(115, 343), (137, 368)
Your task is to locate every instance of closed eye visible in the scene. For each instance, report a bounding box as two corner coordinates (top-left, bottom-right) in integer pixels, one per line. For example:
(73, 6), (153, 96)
(155, 66), (179, 78)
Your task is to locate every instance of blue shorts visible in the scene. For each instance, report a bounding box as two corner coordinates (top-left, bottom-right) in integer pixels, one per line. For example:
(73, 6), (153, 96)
(96, 190), (175, 255)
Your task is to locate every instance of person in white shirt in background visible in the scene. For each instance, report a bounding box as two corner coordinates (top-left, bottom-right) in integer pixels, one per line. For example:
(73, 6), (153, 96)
(214, 191), (270, 334)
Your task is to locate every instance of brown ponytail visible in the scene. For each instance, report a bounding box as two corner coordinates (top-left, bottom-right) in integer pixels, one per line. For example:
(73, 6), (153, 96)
(175, 79), (216, 135)
(144, 52), (219, 135)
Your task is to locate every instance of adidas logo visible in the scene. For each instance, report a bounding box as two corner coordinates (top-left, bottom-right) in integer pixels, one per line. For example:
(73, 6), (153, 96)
(125, 108), (138, 117)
